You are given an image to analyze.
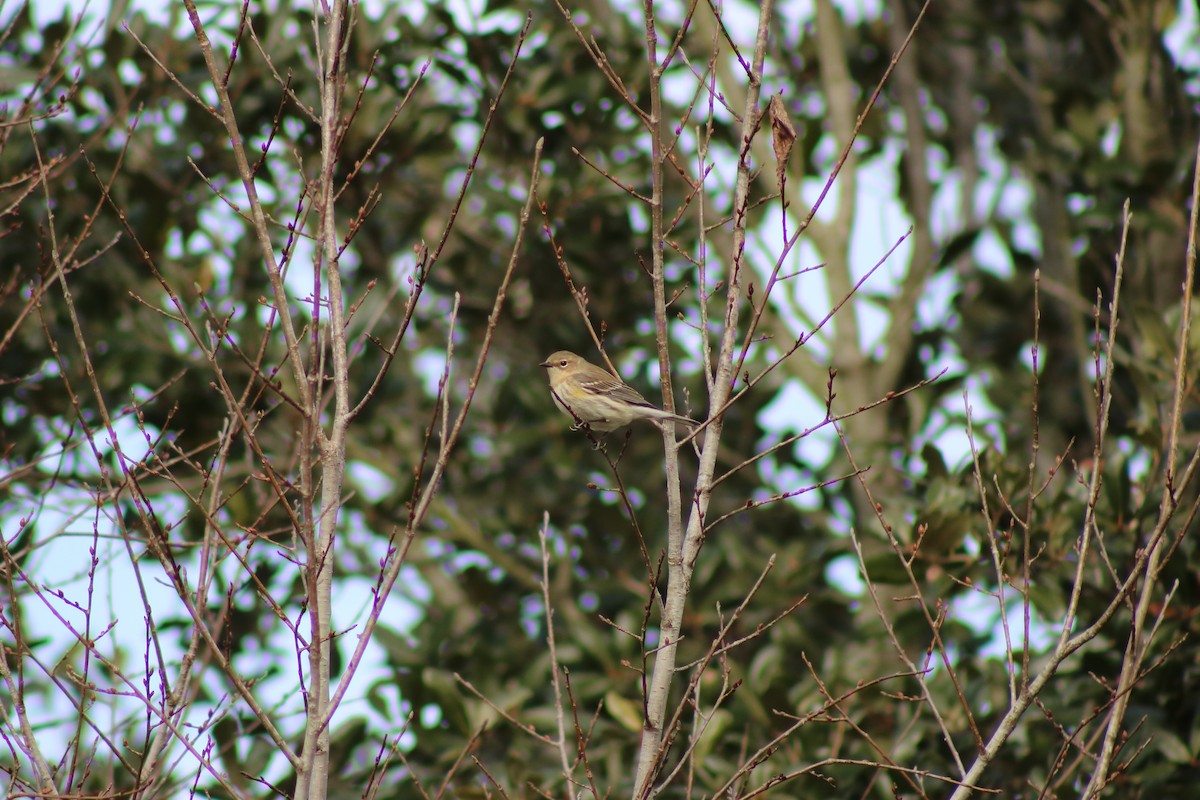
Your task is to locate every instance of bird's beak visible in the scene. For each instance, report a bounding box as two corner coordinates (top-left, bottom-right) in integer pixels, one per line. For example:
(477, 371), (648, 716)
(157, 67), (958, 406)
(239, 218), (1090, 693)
(538, 360), (551, 368)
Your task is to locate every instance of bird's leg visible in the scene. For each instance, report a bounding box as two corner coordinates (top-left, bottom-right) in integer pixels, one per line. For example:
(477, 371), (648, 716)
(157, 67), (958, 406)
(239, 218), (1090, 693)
(571, 421), (603, 450)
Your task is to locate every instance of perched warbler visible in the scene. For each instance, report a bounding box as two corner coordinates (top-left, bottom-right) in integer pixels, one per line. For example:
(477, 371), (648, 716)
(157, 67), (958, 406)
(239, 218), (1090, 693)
(540, 350), (699, 434)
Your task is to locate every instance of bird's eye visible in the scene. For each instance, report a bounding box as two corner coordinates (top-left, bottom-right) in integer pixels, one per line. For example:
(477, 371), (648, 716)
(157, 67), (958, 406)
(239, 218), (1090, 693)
(559, 360), (568, 367)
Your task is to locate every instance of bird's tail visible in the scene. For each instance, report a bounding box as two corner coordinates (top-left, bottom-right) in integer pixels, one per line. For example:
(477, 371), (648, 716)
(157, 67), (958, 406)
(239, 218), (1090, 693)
(654, 409), (700, 429)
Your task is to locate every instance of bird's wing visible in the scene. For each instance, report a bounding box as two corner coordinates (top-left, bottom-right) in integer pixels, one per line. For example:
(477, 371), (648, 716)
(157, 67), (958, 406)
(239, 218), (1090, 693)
(578, 376), (652, 407)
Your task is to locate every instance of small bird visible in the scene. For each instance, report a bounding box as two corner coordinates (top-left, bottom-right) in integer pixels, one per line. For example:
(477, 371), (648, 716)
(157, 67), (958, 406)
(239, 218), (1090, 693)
(540, 350), (699, 434)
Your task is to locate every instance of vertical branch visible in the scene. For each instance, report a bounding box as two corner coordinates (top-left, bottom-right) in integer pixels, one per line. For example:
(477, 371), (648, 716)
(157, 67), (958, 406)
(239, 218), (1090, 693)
(1083, 133), (1200, 798)
(0, 592), (57, 797)
(811, 0), (863, 370)
(632, 2), (774, 797)
(947, 203), (1143, 800)
(632, 0), (678, 792)
(642, 0), (685, 539)
(876, 0), (935, 375)
(181, 0), (312, 410)
(539, 514), (575, 782)
(1021, 272), (1042, 690)
(632, 3), (687, 792)
(297, 2), (352, 800)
